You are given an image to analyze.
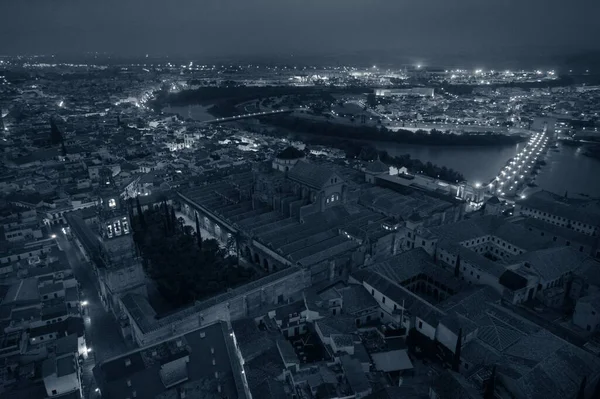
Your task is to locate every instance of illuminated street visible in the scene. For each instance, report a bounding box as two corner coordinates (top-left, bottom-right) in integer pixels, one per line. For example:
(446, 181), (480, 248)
(54, 232), (132, 398)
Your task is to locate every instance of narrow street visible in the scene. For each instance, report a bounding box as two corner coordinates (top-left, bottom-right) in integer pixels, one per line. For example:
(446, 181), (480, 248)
(55, 232), (133, 398)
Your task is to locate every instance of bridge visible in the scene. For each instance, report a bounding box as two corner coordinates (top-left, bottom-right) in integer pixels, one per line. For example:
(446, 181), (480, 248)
(203, 109), (293, 124)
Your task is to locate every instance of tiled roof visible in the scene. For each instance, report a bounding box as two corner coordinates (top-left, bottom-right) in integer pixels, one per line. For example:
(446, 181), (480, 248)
(276, 338), (298, 365)
(430, 215), (551, 251)
(95, 321), (244, 399)
(515, 217), (598, 246)
(316, 316), (357, 337)
(353, 270), (444, 325)
(430, 371), (480, 399)
(338, 285), (379, 315)
(518, 191), (600, 226)
(365, 160), (388, 174)
(508, 246), (591, 282)
(340, 355), (371, 395)
(287, 161), (339, 190)
(503, 329), (600, 399)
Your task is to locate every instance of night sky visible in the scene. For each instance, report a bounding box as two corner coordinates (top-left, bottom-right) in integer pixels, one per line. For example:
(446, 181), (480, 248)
(2, 0), (599, 65)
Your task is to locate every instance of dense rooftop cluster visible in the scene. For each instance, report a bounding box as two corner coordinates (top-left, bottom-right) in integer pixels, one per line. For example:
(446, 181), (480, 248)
(0, 58), (599, 399)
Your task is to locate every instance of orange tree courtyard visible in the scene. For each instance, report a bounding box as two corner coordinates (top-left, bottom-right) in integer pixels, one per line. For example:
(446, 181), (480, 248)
(130, 199), (256, 307)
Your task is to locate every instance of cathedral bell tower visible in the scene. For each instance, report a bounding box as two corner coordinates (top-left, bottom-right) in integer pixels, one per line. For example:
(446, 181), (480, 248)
(97, 190), (135, 267)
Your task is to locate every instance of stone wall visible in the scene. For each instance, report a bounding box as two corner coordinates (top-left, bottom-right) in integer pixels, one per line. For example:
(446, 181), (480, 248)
(129, 267), (311, 346)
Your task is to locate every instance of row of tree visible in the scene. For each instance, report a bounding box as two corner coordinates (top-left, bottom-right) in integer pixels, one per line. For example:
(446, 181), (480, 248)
(261, 115), (525, 147)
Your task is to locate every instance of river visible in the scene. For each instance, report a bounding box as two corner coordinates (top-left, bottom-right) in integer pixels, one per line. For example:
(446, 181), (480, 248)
(163, 104), (215, 122)
(369, 142), (524, 184)
(166, 104), (600, 198)
(522, 145), (600, 198)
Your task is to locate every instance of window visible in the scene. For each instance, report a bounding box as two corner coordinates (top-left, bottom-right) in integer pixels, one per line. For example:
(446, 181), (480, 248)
(52, 390), (57, 395)
(382, 296), (386, 304)
(418, 321), (423, 329)
(566, 241), (570, 246)
(371, 289), (374, 296)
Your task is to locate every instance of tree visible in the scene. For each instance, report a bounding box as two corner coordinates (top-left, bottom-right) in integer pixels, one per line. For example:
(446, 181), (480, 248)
(484, 365), (496, 399)
(170, 207), (177, 231)
(454, 255), (461, 278)
(577, 376), (586, 399)
(453, 328), (462, 372)
(593, 376), (600, 398)
(50, 118), (62, 145)
(366, 93), (377, 107)
(136, 197), (146, 229)
(195, 213), (202, 250)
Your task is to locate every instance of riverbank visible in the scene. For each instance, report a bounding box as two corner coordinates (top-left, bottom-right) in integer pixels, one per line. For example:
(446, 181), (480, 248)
(259, 114), (526, 147)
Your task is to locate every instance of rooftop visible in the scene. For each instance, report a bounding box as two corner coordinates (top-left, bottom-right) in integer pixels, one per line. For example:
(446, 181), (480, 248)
(2, 278), (39, 305)
(94, 321), (245, 399)
(287, 161), (339, 190)
(517, 190), (600, 226)
(508, 246), (593, 282)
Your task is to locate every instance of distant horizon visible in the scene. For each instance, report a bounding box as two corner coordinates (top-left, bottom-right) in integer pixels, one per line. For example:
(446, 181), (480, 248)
(2, 47), (600, 72)
(1, 0), (599, 71)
